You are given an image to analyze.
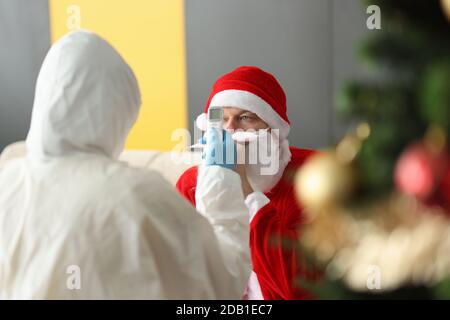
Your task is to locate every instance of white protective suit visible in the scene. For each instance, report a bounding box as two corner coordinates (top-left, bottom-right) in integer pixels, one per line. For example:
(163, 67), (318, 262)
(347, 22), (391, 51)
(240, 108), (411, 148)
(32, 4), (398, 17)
(0, 30), (250, 299)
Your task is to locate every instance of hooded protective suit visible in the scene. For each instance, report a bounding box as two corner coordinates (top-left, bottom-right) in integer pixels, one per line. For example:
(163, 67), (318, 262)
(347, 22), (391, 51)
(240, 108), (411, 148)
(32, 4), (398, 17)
(0, 31), (250, 299)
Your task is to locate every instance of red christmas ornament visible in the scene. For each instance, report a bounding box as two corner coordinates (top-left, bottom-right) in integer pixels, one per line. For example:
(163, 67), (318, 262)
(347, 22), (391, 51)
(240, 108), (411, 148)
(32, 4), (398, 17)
(395, 142), (449, 207)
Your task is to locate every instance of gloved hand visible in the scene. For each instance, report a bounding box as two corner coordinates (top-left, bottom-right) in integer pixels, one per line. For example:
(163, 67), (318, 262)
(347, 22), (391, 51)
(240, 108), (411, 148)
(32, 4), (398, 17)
(201, 128), (237, 170)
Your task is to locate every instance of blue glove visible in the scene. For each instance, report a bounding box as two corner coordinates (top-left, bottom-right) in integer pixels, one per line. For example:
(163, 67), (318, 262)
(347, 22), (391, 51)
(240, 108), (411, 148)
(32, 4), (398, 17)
(201, 128), (236, 170)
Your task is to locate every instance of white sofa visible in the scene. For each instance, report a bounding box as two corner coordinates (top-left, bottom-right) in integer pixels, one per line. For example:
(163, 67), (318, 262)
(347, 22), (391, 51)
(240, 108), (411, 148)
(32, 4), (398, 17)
(0, 141), (201, 186)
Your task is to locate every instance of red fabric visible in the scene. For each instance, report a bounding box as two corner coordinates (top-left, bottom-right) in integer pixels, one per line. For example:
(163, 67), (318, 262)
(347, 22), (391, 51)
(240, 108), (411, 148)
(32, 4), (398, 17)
(175, 146), (321, 300)
(203, 66), (290, 125)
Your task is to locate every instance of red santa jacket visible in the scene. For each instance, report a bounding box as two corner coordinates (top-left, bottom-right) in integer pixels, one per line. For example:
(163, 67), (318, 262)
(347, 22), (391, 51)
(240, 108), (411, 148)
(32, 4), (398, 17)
(176, 146), (321, 300)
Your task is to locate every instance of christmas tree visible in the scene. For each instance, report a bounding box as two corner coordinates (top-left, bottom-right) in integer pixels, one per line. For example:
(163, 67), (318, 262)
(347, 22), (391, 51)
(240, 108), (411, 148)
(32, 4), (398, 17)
(295, 0), (450, 299)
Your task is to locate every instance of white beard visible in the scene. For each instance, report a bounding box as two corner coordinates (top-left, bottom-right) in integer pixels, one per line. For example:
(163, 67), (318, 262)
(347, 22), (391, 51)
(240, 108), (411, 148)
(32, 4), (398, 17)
(233, 130), (291, 193)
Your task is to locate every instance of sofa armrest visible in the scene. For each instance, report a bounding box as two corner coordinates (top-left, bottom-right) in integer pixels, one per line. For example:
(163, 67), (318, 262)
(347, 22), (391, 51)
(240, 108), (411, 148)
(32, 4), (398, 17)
(0, 141), (27, 168)
(0, 141), (201, 186)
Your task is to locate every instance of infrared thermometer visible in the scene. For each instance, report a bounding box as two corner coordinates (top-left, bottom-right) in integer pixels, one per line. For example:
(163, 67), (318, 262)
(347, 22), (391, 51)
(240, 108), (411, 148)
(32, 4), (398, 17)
(188, 107), (224, 149)
(207, 107), (224, 143)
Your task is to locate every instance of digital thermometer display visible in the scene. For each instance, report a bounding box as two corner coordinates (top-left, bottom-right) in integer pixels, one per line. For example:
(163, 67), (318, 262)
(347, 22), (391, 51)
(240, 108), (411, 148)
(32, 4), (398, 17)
(208, 107), (223, 122)
(207, 107), (223, 144)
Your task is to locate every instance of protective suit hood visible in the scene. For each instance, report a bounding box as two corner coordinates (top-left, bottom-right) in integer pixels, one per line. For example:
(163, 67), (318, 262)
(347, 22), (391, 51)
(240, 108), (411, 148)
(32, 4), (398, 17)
(26, 30), (141, 160)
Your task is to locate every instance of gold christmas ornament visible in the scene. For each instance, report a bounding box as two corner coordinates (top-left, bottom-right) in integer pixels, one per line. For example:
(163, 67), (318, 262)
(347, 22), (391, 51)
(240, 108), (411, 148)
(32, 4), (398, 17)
(441, 0), (450, 21)
(295, 151), (355, 213)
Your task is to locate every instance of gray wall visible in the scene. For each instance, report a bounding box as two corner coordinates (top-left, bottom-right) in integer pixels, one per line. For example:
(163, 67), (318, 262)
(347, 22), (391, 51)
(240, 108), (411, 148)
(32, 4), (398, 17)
(0, 0), (50, 151)
(186, 0), (370, 149)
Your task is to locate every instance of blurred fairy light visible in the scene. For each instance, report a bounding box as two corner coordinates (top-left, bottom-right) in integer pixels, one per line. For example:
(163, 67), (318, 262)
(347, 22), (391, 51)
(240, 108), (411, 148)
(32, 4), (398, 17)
(425, 125), (447, 154)
(336, 135), (361, 164)
(300, 192), (450, 292)
(356, 122), (371, 140)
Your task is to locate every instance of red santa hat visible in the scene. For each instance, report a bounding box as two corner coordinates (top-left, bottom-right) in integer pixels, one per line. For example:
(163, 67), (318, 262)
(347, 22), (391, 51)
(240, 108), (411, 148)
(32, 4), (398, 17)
(196, 66), (291, 139)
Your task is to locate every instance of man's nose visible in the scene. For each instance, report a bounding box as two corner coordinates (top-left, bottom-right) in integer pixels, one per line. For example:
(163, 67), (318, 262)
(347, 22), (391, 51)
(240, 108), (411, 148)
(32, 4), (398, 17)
(223, 118), (237, 131)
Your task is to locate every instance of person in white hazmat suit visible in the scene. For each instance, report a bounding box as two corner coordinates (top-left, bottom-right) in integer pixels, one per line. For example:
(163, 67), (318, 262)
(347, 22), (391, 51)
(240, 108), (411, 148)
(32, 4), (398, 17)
(0, 30), (251, 299)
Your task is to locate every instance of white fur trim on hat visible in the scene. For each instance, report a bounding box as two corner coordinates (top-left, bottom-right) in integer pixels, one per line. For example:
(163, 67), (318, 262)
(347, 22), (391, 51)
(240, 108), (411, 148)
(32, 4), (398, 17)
(207, 89), (290, 139)
(195, 112), (208, 131)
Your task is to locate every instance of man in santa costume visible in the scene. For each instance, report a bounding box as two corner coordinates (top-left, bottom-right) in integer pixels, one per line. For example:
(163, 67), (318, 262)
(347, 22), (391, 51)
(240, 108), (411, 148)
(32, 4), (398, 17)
(176, 66), (320, 300)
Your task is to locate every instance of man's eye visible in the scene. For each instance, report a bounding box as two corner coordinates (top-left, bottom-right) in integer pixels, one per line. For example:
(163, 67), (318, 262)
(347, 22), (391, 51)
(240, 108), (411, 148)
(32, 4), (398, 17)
(240, 115), (253, 121)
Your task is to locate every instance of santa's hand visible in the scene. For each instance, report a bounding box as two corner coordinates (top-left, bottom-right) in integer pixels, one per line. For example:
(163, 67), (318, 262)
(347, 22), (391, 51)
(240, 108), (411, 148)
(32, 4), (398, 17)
(234, 164), (254, 198)
(202, 128), (237, 170)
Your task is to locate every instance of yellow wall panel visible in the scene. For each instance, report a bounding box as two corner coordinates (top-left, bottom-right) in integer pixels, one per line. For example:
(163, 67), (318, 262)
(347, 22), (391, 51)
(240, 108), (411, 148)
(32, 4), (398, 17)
(49, 0), (187, 151)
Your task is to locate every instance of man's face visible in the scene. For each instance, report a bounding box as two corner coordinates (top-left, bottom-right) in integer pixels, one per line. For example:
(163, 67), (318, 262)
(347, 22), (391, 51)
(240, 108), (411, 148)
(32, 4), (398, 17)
(222, 107), (269, 132)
